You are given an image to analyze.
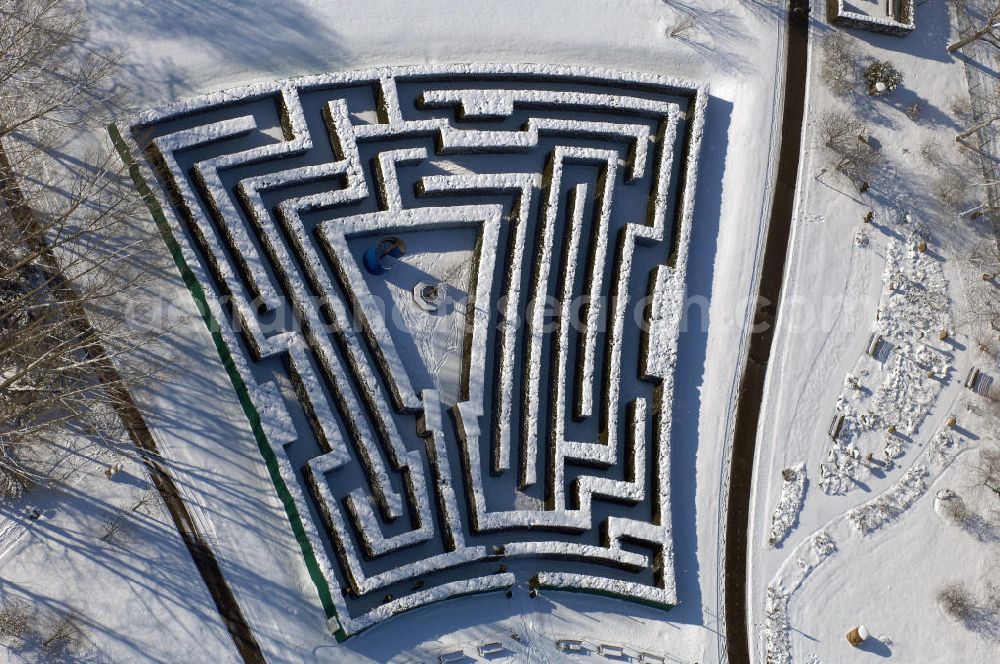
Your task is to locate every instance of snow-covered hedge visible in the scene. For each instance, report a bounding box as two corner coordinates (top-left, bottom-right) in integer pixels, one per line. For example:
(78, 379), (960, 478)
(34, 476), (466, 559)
(827, 0), (915, 36)
(767, 464), (806, 547)
(847, 464), (928, 534)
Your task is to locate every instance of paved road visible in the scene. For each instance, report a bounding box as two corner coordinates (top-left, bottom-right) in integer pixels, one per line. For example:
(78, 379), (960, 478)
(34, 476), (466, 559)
(722, 1), (810, 663)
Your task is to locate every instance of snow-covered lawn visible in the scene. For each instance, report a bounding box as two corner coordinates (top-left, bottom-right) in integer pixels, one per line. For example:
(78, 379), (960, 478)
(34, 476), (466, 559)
(0, 437), (238, 663)
(749, 1), (1000, 663)
(0, 0), (792, 661)
(22, 0), (996, 662)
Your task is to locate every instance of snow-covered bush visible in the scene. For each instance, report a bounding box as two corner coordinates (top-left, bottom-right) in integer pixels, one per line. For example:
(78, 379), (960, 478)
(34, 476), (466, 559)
(935, 488), (972, 527)
(768, 464), (806, 547)
(848, 465), (928, 534)
(933, 170), (972, 212)
(864, 60), (903, 94)
(0, 597), (32, 642)
(39, 612), (85, 659)
(920, 139), (941, 163)
(986, 581), (1000, 613)
(764, 586), (791, 664)
(666, 14), (696, 38)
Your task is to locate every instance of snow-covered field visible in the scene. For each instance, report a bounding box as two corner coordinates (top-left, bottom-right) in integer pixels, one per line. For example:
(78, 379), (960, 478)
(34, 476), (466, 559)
(749, 2), (1000, 663)
(0, 1), (788, 662)
(0, 436), (239, 662)
(5, 0), (997, 663)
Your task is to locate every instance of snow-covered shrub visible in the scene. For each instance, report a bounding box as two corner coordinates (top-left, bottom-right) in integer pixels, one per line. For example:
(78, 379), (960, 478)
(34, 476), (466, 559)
(985, 581), (1000, 613)
(950, 92), (974, 124)
(919, 139), (941, 163)
(0, 597), (32, 642)
(99, 510), (128, 543)
(933, 170), (972, 212)
(764, 586), (791, 664)
(938, 583), (974, 621)
(768, 464), (806, 547)
(848, 465), (928, 534)
(863, 60), (903, 94)
(936, 488), (972, 527)
(666, 14), (697, 38)
(39, 611), (85, 659)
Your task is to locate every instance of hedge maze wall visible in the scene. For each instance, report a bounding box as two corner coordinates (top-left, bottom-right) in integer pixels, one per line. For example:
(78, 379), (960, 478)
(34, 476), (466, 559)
(115, 65), (707, 636)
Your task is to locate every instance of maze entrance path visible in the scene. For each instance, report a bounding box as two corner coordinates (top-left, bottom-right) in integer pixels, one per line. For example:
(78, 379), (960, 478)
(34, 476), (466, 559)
(113, 64), (706, 637)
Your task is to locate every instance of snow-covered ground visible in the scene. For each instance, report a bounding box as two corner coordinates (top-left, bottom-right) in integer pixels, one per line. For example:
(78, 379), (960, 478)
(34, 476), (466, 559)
(749, 2), (1000, 663)
(0, 436), (238, 663)
(0, 0), (789, 662)
(14, 1), (995, 663)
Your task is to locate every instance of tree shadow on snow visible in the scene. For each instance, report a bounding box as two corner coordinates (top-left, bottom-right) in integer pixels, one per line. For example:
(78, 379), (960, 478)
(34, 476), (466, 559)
(90, 0), (347, 107)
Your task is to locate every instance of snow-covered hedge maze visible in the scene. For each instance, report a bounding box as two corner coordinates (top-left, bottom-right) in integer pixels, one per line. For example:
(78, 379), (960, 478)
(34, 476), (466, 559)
(113, 65), (706, 636)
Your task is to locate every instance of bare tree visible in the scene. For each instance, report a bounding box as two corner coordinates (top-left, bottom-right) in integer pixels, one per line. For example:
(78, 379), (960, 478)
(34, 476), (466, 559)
(962, 284), (1000, 332)
(947, 62), (1000, 147)
(99, 488), (158, 543)
(666, 14), (697, 38)
(39, 611), (85, 659)
(820, 32), (859, 97)
(938, 582), (975, 620)
(949, 3), (1000, 53)
(0, 0), (155, 493)
(938, 488), (974, 526)
(971, 446), (1000, 499)
(957, 83), (1000, 141)
(819, 110), (880, 181)
(968, 239), (1000, 274)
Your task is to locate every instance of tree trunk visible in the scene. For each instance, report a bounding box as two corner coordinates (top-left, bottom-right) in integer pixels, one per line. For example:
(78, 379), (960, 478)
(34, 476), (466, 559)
(950, 26), (991, 53)
(957, 115), (999, 140)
